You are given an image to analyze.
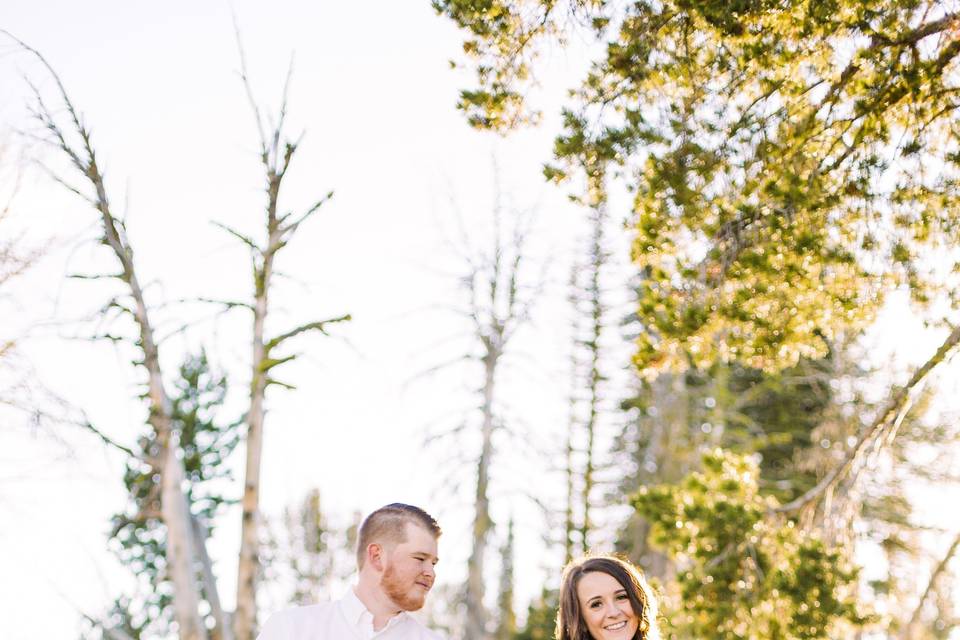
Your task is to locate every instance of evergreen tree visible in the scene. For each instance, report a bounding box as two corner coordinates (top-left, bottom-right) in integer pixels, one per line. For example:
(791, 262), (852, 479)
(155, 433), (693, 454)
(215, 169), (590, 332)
(85, 352), (238, 639)
(633, 450), (866, 639)
(511, 589), (557, 640)
(437, 1), (960, 376)
(614, 324), (841, 577)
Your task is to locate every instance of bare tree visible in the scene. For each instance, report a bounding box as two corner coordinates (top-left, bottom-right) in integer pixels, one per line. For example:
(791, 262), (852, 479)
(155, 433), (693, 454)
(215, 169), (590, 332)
(423, 183), (544, 640)
(6, 29), (348, 640)
(563, 169), (611, 557)
(562, 264), (580, 566)
(223, 33), (350, 640)
(577, 193), (608, 555)
(0, 137), (40, 366)
(6, 33), (216, 640)
(463, 206), (529, 640)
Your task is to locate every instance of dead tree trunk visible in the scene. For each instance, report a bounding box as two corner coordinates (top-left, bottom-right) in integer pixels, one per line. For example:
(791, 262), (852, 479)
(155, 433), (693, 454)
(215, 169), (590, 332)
(11, 35), (212, 640)
(566, 168), (609, 557)
(563, 264), (581, 565)
(431, 187), (540, 640)
(465, 342), (499, 640)
(229, 40), (349, 640)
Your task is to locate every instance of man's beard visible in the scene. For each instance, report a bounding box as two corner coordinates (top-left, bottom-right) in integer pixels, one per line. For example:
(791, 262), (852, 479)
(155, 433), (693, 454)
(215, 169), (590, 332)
(380, 563), (427, 612)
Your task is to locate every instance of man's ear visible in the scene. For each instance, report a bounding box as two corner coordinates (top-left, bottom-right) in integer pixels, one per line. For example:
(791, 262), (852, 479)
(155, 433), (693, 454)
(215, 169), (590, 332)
(366, 543), (385, 571)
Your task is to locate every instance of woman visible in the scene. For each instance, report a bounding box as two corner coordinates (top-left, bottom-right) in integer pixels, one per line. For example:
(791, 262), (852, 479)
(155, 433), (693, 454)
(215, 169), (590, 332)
(556, 554), (660, 640)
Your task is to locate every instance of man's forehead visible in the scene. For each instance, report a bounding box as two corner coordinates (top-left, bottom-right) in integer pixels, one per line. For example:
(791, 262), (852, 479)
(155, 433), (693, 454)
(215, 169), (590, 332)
(397, 522), (438, 553)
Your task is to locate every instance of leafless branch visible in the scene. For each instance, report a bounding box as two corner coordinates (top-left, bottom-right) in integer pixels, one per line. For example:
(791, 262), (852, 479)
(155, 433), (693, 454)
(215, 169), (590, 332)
(403, 353), (476, 389)
(211, 220), (259, 252)
(231, 16), (267, 155)
(901, 530), (960, 639)
(264, 314), (351, 351)
(76, 417), (137, 458)
(279, 190), (333, 236)
(777, 324), (960, 514)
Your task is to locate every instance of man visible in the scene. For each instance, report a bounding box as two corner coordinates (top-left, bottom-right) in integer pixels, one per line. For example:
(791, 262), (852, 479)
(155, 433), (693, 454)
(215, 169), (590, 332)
(257, 503), (445, 639)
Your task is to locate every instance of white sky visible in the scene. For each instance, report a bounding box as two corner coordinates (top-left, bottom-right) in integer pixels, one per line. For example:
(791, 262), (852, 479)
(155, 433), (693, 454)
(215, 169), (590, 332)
(1, 2), (959, 639)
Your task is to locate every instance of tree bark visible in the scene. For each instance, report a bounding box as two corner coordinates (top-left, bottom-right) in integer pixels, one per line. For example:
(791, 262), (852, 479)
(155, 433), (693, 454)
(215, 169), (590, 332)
(580, 200), (606, 555)
(193, 513), (234, 640)
(564, 266), (580, 565)
(235, 251), (271, 640)
(15, 43), (212, 636)
(465, 347), (498, 640)
(232, 48), (343, 638)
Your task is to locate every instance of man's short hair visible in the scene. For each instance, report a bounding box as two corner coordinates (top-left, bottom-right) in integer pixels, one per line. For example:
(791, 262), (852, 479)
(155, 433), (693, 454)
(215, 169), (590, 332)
(356, 503), (442, 568)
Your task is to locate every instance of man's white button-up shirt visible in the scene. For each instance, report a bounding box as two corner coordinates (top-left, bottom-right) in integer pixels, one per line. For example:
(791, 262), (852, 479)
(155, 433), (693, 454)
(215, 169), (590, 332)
(256, 588), (445, 640)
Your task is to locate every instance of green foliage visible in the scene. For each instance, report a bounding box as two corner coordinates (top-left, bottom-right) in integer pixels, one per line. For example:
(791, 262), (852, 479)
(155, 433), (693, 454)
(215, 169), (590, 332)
(616, 354), (834, 516)
(105, 351), (238, 637)
(439, 0), (960, 376)
(722, 357), (834, 501)
(511, 588), (557, 640)
(432, 0), (565, 129)
(632, 449), (865, 639)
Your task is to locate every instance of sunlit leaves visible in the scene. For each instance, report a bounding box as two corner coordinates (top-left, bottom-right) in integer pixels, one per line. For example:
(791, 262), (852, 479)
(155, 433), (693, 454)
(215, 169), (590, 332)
(632, 450), (865, 639)
(439, 0), (960, 375)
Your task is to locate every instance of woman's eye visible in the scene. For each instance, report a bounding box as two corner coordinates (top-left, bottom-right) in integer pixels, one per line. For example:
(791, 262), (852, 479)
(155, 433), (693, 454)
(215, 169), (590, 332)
(589, 601), (602, 609)
(616, 594), (629, 601)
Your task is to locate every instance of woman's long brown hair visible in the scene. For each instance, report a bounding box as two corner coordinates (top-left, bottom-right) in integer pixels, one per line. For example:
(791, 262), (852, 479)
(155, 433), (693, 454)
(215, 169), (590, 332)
(555, 555), (659, 640)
